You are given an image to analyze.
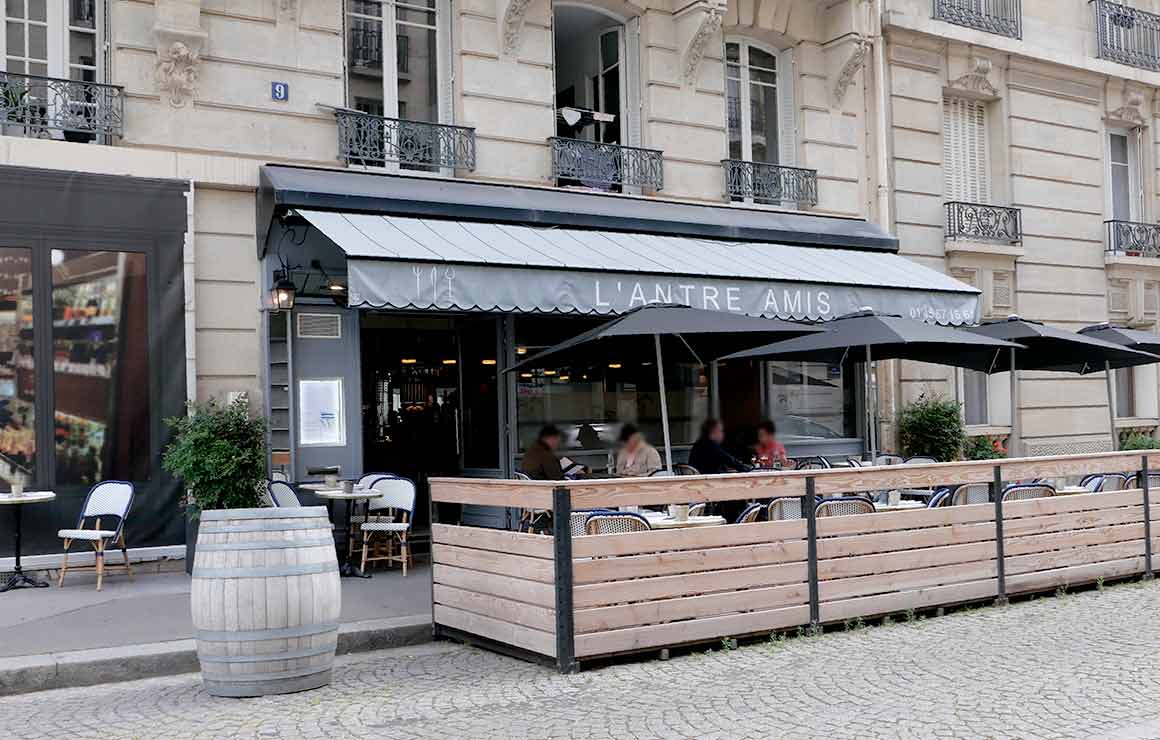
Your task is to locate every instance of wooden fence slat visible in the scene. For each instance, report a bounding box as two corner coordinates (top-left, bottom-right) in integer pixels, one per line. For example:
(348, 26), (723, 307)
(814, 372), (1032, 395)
(431, 523), (554, 559)
(429, 478), (553, 509)
(573, 605), (810, 658)
(572, 540), (807, 584)
(1005, 557), (1145, 595)
(817, 540), (997, 582)
(816, 521), (997, 560)
(433, 564), (556, 608)
(1002, 506), (1143, 540)
(568, 474), (807, 509)
(433, 584), (557, 632)
(574, 582), (809, 634)
(1004, 523), (1145, 558)
(1001, 489), (1143, 519)
(571, 518), (807, 558)
(572, 562), (808, 609)
(819, 560), (997, 604)
(814, 504), (995, 537)
(434, 604), (557, 658)
(818, 578), (999, 623)
(432, 545), (555, 583)
(809, 463), (996, 496)
(1004, 541), (1146, 577)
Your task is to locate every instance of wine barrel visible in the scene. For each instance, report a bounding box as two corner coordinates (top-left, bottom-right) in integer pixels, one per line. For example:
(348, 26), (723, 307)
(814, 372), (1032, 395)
(191, 507), (340, 697)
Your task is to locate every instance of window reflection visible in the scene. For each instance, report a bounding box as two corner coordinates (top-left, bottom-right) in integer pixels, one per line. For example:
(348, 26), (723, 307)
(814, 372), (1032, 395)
(768, 360), (855, 440)
(0, 248), (34, 491)
(52, 250), (149, 485)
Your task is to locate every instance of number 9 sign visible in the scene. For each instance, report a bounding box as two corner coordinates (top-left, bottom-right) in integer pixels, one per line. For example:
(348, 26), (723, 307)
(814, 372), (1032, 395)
(271, 82), (289, 102)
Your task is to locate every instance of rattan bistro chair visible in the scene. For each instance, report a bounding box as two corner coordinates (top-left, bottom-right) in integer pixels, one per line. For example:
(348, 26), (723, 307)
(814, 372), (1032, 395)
(266, 480), (301, 507)
(950, 483), (991, 506)
(674, 464), (700, 476)
(874, 454), (906, 466)
(1001, 483), (1056, 502)
(1126, 472), (1160, 490)
(585, 512), (652, 535)
(687, 503), (708, 518)
(1100, 473), (1129, 491)
(736, 502), (765, 524)
(815, 497), (876, 517)
(58, 481), (135, 591)
(767, 497), (804, 520)
(359, 476), (416, 576)
(905, 456), (938, 465)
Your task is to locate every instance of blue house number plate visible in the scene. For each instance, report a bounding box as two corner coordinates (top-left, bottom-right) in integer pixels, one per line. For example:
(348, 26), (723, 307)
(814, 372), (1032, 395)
(271, 82), (290, 102)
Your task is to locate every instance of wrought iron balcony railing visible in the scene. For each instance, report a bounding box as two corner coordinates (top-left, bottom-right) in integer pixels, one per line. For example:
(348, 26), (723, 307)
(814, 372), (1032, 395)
(548, 137), (664, 191)
(0, 71), (123, 142)
(932, 0), (1021, 39)
(1106, 219), (1160, 257)
(722, 160), (818, 207)
(945, 202), (1023, 245)
(1095, 0), (1160, 72)
(335, 108), (476, 171)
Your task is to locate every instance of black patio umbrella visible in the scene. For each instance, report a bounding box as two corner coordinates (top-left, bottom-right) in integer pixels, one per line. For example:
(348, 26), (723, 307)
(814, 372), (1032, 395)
(506, 304), (822, 472)
(966, 316), (1159, 452)
(722, 309), (1023, 460)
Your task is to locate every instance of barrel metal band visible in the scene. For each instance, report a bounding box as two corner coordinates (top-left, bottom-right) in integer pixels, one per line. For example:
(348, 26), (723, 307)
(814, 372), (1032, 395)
(198, 521), (331, 534)
(197, 644), (337, 663)
(192, 562), (337, 579)
(200, 506), (329, 521)
(201, 665), (333, 682)
(195, 622), (339, 642)
(195, 538), (335, 552)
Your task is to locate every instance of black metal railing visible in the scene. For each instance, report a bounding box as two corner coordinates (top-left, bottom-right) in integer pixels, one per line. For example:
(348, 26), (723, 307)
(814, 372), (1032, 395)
(548, 137), (664, 191)
(0, 71), (123, 141)
(945, 202), (1023, 244)
(1095, 0), (1160, 72)
(1106, 219), (1160, 257)
(335, 109), (476, 170)
(349, 24), (383, 68)
(932, 0), (1021, 38)
(722, 160), (818, 207)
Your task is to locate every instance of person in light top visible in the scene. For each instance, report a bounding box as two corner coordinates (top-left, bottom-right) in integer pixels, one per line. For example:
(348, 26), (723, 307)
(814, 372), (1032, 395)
(615, 423), (662, 477)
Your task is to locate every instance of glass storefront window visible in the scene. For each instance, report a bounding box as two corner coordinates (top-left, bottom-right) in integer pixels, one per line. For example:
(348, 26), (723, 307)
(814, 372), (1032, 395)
(767, 360), (856, 440)
(0, 248), (33, 491)
(52, 249), (149, 486)
(514, 317), (709, 455)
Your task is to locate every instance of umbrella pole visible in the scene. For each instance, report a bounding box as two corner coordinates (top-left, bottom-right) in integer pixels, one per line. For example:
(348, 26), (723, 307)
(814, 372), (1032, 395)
(655, 334), (674, 474)
(866, 345), (878, 462)
(1009, 347), (1020, 459)
(1106, 360), (1118, 452)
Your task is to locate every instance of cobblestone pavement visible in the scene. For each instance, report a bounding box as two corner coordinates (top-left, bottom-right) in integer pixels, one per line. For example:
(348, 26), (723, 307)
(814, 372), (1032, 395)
(6, 582), (1160, 740)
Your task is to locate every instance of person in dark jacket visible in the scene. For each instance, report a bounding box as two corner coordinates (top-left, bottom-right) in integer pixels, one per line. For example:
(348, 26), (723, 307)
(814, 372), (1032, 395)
(520, 424), (566, 480)
(688, 419), (752, 475)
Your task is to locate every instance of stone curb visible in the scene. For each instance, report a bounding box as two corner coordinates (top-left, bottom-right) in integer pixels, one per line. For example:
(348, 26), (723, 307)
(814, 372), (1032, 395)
(0, 614), (432, 696)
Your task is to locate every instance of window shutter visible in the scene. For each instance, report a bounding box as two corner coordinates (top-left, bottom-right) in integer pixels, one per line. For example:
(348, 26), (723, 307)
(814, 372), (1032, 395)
(624, 16), (643, 149)
(991, 270), (1014, 315)
(942, 96), (990, 203)
(1109, 279), (1132, 322)
(777, 47), (796, 167)
(950, 266), (979, 288)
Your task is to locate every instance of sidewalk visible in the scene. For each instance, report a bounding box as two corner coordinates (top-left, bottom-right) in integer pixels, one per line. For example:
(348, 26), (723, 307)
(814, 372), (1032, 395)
(0, 563), (432, 694)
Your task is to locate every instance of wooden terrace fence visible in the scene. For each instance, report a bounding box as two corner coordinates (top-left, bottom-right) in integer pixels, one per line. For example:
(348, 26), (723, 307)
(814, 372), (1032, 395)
(429, 451), (1160, 672)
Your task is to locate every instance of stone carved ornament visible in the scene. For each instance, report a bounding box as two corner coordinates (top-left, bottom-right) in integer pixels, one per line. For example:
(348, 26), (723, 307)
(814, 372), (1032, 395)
(1108, 90), (1147, 128)
(155, 41), (201, 107)
(681, 0), (727, 86)
(948, 55), (998, 97)
(832, 36), (869, 104)
(501, 0), (536, 57)
(279, 0), (299, 22)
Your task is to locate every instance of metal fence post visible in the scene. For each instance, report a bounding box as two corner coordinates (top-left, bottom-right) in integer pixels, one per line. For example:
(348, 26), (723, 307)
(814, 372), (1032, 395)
(992, 465), (1007, 605)
(804, 477), (820, 628)
(1142, 456), (1154, 581)
(428, 490), (440, 641)
(552, 485), (577, 673)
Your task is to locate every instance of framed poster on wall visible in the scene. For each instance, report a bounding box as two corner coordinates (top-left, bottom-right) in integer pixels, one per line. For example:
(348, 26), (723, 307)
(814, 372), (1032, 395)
(299, 378), (346, 447)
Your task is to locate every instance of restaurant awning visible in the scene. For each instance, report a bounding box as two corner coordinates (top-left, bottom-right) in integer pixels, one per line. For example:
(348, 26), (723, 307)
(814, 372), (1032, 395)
(296, 210), (982, 325)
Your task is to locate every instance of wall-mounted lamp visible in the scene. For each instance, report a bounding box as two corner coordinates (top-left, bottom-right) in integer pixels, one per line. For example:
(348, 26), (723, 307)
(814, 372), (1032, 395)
(271, 268), (296, 311)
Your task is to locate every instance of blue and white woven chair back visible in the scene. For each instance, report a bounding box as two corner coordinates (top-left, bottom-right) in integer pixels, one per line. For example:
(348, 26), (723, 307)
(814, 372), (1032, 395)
(367, 476), (416, 515)
(270, 469), (290, 482)
(927, 488), (952, 508)
(1127, 472), (1160, 490)
(815, 497), (875, 517)
(1001, 483), (1055, 502)
(795, 457), (829, 471)
(845, 458), (864, 468)
(267, 480), (301, 507)
(512, 471), (532, 481)
(874, 454), (905, 466)
(1079, 474), (1104, 492)
(950, 483), (991, 506)
(767, 497), (803, 520)
(585, 512), (651, 535)
(736, 502), (764, 524)
(357, 473), (390, 489)
(687, 502), (707, 517)
(905, 456), (938, 465)
(1101, 473), (1128, 491)
(81, 481), (134, 520)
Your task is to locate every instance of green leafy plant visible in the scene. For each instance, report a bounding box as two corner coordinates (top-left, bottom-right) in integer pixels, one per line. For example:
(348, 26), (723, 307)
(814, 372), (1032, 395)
(1121, 433), (1160, 451)
(964, 435), (1005, 460)
(163, 398), (268, 512)
(898, 396), (966, 462)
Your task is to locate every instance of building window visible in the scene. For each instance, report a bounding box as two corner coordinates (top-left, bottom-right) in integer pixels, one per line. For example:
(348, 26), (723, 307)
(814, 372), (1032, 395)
(345, 0), (446, 127)
(1108, 129), (1143, 222)
(725, 40), (793, 167)
(0, 248), (34, 492)
(767, 361), (856, 441)
(962, 369), (990, 426)
(1115, 366), (1136, 418)
(1, 0), (101, 80)
(943, 96), (990, 203)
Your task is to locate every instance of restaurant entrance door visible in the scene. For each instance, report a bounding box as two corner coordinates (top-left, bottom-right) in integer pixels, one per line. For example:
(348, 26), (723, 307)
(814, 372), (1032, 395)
(360, 313), (506, 527)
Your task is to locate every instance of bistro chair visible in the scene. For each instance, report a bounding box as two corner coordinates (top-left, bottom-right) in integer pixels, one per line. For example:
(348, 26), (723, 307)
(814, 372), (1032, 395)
(905, 456), (938, 465)
(270, 469), (290, 483)
(874, 454), (905, 466)
(815, 497), (875, 517)
(570, 509), (615, 536)
(1127, 472), (1160, 490)
(648, 469), (674, 477)
(1101, 473), (1129, 491)
(1079, 473), (1104, 492)
(794, 457), (829, 471)
(585, 512), (652, 535)
(846, 458), (864, 468)
(348, 473), (393, 553)
(57, 481), (135, 591)
(674, 464), (700, 476)
(687, 502), (708, 517)
(266, 480), (301, 508)
(359, 476), (416, 576)
(767, 497), (804, 520)
(736, 502), (765, 524)
(1001, 483), (1055, 502)
(927, 487), (953, 508)
(950, 483), (991, 506)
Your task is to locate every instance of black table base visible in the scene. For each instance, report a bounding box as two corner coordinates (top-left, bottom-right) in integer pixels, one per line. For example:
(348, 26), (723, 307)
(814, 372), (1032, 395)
(1, 502), (49, 593)
(325, 498), (372, 579)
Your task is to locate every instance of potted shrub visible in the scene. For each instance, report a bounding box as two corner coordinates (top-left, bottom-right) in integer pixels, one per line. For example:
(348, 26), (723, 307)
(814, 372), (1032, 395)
(1121, 432), (1160, 451)
(162, 398), (267, 574)
(897, 395), (966, 462)
(964, 435), (1006, 461)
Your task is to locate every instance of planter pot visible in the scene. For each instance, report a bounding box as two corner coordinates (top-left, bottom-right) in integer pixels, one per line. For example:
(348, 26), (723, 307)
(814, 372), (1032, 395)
(190, 506), (340, 697)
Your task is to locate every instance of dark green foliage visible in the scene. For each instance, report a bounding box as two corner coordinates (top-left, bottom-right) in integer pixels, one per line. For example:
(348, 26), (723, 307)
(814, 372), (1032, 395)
(898, 396), (965, 462)
(1121, 433), (1160, 451)
(163, 398), (267, 512)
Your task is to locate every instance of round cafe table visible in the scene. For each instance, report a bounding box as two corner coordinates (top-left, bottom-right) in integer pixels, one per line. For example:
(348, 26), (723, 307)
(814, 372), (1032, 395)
(300, 484), (375, 579)
(0, 491), (56, 593)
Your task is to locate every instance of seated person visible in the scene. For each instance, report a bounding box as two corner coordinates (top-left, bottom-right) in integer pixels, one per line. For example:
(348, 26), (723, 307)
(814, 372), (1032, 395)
(615, 423), (662, 477)
(520, 424), (585, 480)
(754, 420), (791, 469)
(688, 419), (752, 475)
